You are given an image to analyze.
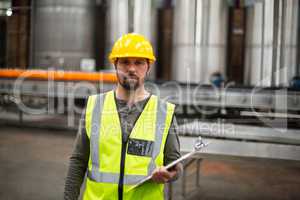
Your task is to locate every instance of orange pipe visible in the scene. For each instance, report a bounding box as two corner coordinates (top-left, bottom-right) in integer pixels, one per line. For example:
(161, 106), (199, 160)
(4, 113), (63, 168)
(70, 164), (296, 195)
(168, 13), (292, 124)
(0, 69), (117, 83)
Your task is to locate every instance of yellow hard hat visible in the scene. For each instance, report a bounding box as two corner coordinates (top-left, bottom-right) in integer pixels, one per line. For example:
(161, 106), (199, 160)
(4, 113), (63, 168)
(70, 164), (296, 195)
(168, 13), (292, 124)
(109, 33), (156, 64)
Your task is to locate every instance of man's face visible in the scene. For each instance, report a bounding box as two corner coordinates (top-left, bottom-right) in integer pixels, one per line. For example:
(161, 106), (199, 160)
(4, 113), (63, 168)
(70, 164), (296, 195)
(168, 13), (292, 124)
(115, 57), (149, 91)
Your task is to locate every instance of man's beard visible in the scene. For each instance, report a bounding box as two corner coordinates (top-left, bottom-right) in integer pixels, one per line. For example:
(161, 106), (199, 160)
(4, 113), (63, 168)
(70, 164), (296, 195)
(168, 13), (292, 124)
(118, 74), (140, 91)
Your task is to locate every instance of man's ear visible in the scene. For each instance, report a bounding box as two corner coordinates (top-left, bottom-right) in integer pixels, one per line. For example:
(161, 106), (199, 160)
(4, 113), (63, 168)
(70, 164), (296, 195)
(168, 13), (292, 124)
(146, 65), (151, 76)
(114, 59), (118, 70)
(146, 60), (151, 75)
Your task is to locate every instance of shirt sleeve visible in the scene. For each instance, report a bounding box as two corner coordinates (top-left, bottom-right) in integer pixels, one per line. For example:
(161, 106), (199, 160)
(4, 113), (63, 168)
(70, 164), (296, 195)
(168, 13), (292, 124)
(64, 111), (90, 200)
(163, 115), (183, 182)
(164, 115), (181, 165)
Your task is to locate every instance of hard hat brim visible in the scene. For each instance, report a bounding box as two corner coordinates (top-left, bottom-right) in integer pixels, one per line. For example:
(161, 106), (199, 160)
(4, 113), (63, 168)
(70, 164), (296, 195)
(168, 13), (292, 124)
(109, 54), (156, 64)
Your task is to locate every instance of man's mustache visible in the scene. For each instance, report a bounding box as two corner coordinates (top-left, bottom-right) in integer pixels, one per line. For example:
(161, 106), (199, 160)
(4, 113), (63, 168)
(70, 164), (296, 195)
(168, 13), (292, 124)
(125, 74), (138, 80)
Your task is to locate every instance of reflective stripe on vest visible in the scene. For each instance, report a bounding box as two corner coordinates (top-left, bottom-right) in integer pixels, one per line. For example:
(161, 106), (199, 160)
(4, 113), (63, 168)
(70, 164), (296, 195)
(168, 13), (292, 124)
(87, 92), (169, 185)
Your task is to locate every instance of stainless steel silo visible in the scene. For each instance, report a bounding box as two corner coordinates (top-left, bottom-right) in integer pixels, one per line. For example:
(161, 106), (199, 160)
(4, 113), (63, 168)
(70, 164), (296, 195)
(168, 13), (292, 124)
(105, 0), (157, 79)
(277, 0), (298, 86)
(244, 0), (274, 87)
(105, 0), (129, 68)
(172, 0), (227, 84)
(244, 0), (298, 87)
(31, 0), (95, 70)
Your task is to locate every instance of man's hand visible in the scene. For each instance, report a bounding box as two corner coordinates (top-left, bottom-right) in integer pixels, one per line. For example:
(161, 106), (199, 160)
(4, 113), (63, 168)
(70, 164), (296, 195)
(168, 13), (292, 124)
(151, 164), (179, 183)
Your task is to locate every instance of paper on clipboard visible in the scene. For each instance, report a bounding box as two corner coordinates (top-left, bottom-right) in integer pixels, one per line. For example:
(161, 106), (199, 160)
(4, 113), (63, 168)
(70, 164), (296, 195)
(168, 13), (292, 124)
(134, 137), (209, 187)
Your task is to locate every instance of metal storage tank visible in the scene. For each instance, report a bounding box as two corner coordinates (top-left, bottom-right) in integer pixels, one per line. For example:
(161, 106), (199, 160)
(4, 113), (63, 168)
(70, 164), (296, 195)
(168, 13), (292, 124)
(172, 0), (196, 83)
(244, 0), (298, 87)
(105, 0), (157, 79)
(244, 0), (275, 87)
(277, 0), (299, 86)
(105, 0), (128, 68)
(172, 0), (227, 84)
(133, 0), (157, 79)
(31, 0), (95, 70)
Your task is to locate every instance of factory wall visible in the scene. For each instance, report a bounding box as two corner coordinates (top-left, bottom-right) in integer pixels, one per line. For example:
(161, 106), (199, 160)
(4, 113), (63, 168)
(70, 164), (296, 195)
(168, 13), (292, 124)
(0, 0), (299, 86)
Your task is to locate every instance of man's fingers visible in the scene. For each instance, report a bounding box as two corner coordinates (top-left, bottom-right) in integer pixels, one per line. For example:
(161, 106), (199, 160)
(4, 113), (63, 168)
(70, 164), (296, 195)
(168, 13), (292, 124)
(161, 167), (178, 179)
(151, 166), (178, 183)
(167, 170), (177, 177)
(151, 167), (163, 183)
(157, 171), (173, 181)
(160, 171), (172, 179)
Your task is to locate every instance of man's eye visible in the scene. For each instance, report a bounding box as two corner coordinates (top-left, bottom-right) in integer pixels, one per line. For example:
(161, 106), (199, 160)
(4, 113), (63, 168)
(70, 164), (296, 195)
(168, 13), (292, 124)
(135, 61), (144, 65)
(121, 60), (129, 65)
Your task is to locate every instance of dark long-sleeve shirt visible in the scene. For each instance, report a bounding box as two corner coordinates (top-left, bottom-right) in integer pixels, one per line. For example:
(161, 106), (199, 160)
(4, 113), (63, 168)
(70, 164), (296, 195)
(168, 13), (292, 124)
(64, 94), (181, 200)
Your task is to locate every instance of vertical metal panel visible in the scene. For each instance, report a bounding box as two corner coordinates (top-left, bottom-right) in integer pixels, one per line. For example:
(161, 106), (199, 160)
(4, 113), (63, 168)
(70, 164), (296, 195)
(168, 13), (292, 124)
(105, 0), (128, 68)
(244, 0), (297, 87)
(274, 0), (283, 86)
(105, 0), (157, 75)
(206, 0), (227, 83)
(172, 0), (196, 82)
(271, 0), (280, 86)
(297, 0), (300, 76)
(285, 0), (298, 83)
(244, 0), (274, 87)
(134, 0), (152, 39)
(276, 0), (298, 86)
(133, 0), (157, 79)
(172, 0), (227, 84)
(156, 7), (173, 80)
(261, 0), (274, 87)
(32, 0), (95, 70)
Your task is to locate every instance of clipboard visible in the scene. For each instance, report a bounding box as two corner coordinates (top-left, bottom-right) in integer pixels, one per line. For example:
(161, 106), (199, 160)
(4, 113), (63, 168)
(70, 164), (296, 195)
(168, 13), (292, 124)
(133, 137), (209, 187)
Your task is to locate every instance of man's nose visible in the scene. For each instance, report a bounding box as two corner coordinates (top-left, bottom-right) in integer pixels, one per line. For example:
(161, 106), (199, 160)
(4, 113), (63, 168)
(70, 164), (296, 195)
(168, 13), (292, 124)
(128, 63), (136, 72)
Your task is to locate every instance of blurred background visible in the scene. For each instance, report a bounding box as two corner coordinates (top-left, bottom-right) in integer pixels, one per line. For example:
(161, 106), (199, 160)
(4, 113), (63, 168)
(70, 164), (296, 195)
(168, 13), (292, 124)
(0, 0), (300, 199)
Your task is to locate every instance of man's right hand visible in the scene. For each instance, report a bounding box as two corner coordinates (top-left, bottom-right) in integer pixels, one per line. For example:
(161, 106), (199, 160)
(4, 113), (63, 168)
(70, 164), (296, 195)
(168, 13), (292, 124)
(151, 165), (179, 183)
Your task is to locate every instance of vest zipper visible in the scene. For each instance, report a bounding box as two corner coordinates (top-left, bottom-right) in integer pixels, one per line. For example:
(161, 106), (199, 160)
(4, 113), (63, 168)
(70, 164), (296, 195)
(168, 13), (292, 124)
(114, 91), (152, 200)
(118, 140), (127, 200)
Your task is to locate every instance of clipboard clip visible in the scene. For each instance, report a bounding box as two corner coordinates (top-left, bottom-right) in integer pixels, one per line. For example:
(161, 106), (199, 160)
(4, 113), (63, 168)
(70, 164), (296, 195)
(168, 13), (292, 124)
(194, 136), (207, 151)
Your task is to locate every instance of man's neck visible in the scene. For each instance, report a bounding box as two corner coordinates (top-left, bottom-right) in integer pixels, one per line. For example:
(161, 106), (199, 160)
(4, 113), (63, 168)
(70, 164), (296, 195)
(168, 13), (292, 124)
(115, 84), (150, 106)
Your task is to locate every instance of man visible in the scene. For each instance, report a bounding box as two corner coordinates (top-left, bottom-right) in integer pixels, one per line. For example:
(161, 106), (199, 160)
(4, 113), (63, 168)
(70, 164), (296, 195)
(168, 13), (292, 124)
(64, 33), (182, 200)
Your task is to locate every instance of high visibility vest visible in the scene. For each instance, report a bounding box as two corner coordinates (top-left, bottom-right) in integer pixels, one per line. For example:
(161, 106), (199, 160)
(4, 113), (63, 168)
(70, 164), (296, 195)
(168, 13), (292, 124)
(83, 90), (175, 200)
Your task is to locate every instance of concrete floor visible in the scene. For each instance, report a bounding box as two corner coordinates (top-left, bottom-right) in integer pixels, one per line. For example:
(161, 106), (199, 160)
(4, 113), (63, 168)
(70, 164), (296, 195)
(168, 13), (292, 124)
(0, 125), (74, 200)
(1, 125), (300, 200)
(172, 156), (300, 200)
